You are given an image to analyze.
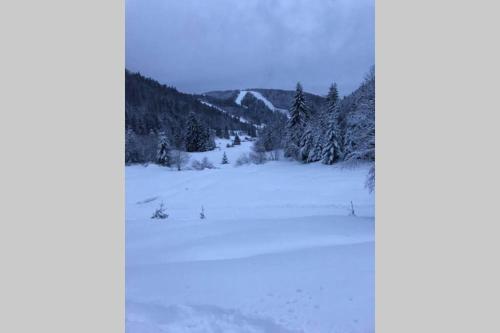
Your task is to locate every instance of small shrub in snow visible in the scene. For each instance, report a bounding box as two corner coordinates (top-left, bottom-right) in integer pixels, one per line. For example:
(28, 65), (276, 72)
(191, 159), (203, 170)
(151, 202), (168, 219)
(200, 206), (206, 219)
(169, 150), (190, 171)
(267, 149), (282, 161)
(349, 201), (356, 217)
(226, 143), (233, 148)
(201, 157), (215, 169)
(191, 157), (216, 170)
(235, 153), (250, 166)
(249, 151), (266, 164)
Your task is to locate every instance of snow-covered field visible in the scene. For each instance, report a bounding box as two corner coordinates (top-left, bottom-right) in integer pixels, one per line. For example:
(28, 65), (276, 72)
(126, 139), (374, 333)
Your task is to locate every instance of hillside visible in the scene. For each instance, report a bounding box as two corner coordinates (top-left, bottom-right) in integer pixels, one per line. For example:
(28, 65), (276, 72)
(125, 70), (255, 137)
(205, 88), (326, 113)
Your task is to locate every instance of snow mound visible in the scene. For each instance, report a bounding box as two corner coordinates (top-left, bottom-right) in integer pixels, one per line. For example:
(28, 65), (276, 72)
(126, 302), (302, 333)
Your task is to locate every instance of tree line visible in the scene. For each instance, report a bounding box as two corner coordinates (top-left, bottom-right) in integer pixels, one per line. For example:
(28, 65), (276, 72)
(125, 70), (256, 164)
(254, 67), (375, 190)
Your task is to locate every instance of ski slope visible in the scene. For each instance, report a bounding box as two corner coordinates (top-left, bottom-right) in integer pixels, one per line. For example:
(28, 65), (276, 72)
(126, 139), (375, 333)
(235, 90), (289, 114)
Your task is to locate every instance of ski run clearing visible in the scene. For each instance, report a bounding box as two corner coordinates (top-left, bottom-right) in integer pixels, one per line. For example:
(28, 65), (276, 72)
(126, 139), (374, 333)
(235, 90), (289, 114)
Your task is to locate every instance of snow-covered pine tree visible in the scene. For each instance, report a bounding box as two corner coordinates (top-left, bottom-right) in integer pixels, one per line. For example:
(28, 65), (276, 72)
(125, 128), (139, 164)
(205, 127), (216, 150)
(156, 131), (171, 166)
(299, 124), (315, 162)
(247, 126), (257, 137)
(233, 133), (241, 145)
(184, 113), (213, 152)
(284, 82), (309, 160)
(342, 69), (375, 162)
(304, 110), (324, 163)
(321, 83), (342, 165)
(365, 163), (375, 193)
(221, 152), (229, 164)
(223, 126), (230, 139)
(185, 112), (202, 152)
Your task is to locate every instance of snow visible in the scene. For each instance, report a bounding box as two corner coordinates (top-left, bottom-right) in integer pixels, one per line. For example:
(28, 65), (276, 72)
(126, 139), (374, 333)
(235, 90), (289, 115)
(235, 90), (248, 105)
(199, 100), (226, 113)
(199, 100), (251, 124)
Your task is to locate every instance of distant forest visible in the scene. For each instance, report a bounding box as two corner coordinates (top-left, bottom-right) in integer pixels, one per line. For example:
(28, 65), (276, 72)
(125, 67), (375, 188)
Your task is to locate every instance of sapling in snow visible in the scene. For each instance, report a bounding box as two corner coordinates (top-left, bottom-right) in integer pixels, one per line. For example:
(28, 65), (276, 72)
(349, 201), (356, 216)
(221, 152), (229, 164)
(151, 202), (168, 219)
(200, 206), (206, 219)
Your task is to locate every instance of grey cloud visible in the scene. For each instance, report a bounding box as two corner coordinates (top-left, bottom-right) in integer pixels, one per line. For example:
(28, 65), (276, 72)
(126, 0), (374, 96)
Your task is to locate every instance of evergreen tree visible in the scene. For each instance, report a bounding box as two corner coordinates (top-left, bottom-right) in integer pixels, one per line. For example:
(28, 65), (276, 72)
(342, 69), (375, 162)
(299, 124), (315, 162)
(321, 83), (342, 164)
(204, 127), (216, 151)
(185, 112), (202, 152)
(125, 128), (139, 164)
(221, 152), (229, 164)
(247, 126), (257, 137)
(307, 114), (325, 162)
(284, 82), (309, 159)
(233, 133), (241, 145)
(156, 131), (171, 166)
(215, 128), (222, 138)
(184, 112), (215, 152)
(223, 126), (230, 139)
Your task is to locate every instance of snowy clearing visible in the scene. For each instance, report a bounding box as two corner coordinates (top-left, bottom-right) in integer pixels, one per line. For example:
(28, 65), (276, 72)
(126, 139), (374, 333)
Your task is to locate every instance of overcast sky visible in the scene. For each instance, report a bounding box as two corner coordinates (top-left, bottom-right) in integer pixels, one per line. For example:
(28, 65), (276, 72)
(126, 0), (374, 96)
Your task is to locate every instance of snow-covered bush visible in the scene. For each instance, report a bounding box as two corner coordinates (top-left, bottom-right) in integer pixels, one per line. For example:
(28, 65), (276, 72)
(235, 154), (251, 166)
(191, 157), (215, 170)
(249, 151), (266, 164)
(151, 202), (168, 219)
(267, 149), (282, 161)
(169, 150), (190, 171)
(191, 159), (203, 170)
(202, 157), (215, 169)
